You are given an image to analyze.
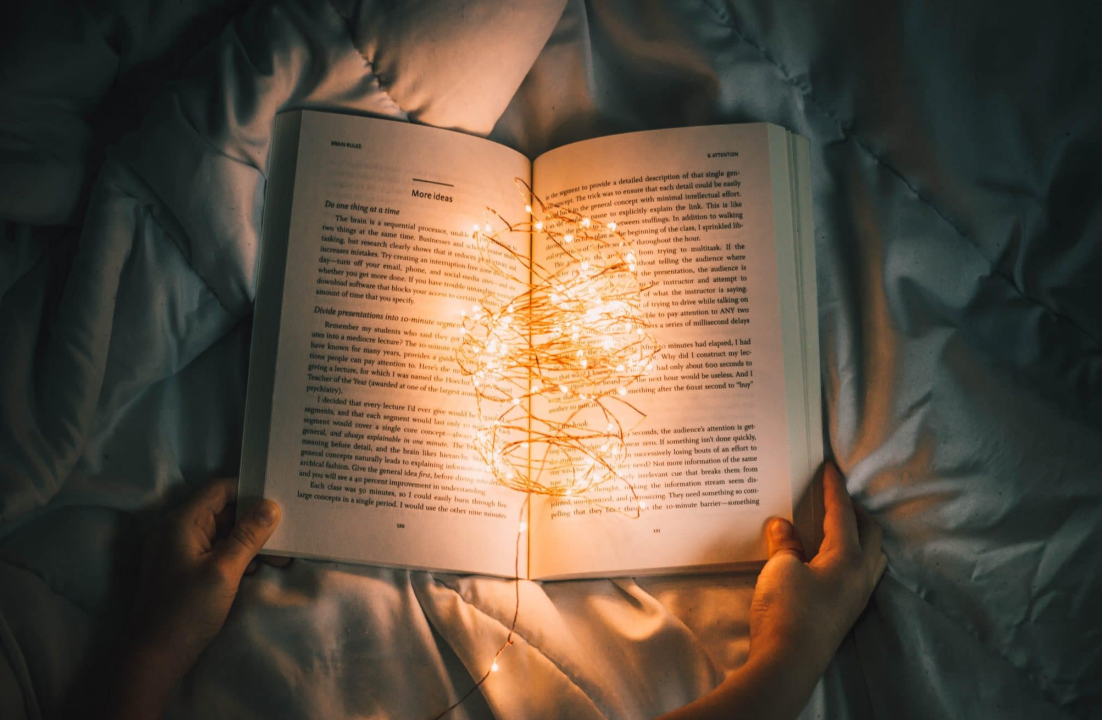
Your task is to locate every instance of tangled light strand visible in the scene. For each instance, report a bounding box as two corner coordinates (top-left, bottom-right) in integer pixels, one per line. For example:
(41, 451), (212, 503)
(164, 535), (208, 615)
(428, 496), (528, 720)
(435, 180), (659, 719)
(456, 179), (661, 516)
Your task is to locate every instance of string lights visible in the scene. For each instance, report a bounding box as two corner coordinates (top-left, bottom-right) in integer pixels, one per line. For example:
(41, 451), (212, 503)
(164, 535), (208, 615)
(429, 496), (527, 720)
(435, 180), (658, 718)
(457, 179), (660, 515)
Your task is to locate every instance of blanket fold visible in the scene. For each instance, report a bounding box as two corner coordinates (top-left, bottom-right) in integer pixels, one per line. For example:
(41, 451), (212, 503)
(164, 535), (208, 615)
(1, 0), (1099, 718)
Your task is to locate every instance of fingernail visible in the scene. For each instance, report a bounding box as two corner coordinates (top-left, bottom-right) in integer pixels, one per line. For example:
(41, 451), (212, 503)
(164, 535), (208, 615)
(251, 500), (279, 526)
(769, 519), (791, 541)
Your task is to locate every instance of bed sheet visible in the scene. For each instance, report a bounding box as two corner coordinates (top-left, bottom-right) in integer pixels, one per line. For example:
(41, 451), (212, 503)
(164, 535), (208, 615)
(1, 0), (1099, 718)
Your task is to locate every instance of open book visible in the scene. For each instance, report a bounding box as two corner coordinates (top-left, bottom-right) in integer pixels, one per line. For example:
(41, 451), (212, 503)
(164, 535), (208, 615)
(239, 109), (820, 580)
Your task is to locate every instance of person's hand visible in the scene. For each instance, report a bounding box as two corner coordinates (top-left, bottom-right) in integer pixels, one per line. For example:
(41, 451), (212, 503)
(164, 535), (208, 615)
(748, 461), (887, 680)
(108, 477), (286, 719)
(659, 461), (887, 720)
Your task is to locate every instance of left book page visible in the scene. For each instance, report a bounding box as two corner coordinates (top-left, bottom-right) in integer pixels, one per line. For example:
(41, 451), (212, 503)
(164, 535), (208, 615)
(240, 110), (532, 577)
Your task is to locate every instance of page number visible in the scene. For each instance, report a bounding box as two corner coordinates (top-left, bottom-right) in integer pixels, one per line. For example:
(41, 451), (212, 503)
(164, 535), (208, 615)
(397, 523), (406, 529)
(652, 528), (660, 534)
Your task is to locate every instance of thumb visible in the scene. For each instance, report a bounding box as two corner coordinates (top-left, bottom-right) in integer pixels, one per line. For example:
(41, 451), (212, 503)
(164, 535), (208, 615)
(766, 518), (805, 561)
(218, 500), (282, 578)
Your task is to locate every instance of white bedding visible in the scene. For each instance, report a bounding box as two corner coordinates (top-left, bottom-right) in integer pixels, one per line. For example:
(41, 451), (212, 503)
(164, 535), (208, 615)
(1, 0), (1099, 718)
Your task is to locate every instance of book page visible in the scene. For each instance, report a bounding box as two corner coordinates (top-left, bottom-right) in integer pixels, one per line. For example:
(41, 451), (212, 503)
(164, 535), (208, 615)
(528, 124), (803, 579)
(248, 111), (531, 577)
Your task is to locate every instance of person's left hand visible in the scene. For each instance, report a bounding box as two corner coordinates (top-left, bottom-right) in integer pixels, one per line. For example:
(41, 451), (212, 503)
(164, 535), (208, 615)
(110, 477), (286, 719)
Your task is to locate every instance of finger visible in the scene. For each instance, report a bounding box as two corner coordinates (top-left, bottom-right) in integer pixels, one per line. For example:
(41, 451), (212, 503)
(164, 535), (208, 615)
(765, 518), (806, 561)
(820, 461), (860, 554)
(854, 505), (884, 573)
(216, 500), (282, 578)
(213, 502), (236, 537)
(259, 555), (293, 568)
(171, 478), (238, 552)
(184, 477), (239, 521)
(185, 505), (217, 543)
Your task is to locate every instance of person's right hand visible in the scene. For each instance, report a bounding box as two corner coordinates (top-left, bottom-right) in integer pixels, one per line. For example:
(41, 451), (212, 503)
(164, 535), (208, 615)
(748, 460), (887, 681)
(658, 461), (887, 720)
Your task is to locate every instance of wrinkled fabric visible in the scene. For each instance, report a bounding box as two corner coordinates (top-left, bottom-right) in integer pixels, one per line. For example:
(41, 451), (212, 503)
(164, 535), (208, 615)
(1, 0), (1100, 718)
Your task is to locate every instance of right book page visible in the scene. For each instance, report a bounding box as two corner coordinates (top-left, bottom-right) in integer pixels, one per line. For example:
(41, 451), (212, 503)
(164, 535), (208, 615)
(528, 123), (821, 580)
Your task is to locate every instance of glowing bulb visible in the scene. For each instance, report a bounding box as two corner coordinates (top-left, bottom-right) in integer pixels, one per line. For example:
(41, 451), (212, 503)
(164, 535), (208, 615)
(491, 662), (500, 672)
(472, 224), (480, 232)
(638, 500), (646, 509)
(519, 521), (528, 532)
(455, 180), (660, 504)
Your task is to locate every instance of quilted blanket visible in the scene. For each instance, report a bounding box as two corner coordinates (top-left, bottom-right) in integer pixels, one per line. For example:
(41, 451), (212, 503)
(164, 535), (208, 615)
(1, 0), (1099, 718)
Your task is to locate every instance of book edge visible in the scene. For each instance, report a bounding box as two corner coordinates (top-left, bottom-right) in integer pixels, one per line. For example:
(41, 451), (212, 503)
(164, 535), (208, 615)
(238, 110), (303, 530)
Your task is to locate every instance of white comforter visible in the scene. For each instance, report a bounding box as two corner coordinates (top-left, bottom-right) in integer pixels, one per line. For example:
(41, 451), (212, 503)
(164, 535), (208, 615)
(1, 1), (1099, 718)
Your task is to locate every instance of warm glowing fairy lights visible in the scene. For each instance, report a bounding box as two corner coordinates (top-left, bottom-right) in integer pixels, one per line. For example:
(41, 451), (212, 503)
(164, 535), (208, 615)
(434, 181), (659, 719)
(430, 495), (527, 720)
(456, 179), (660, 515)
